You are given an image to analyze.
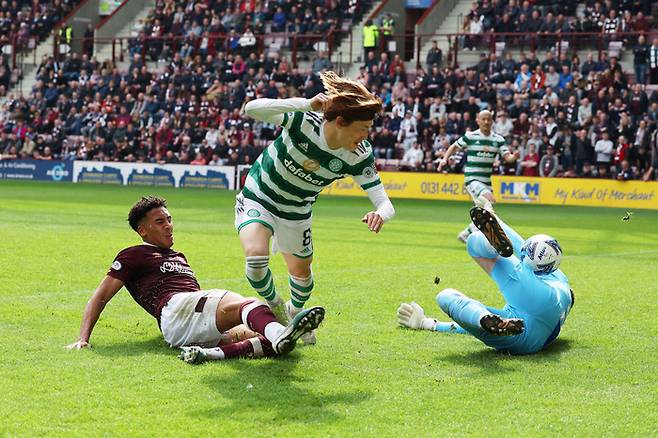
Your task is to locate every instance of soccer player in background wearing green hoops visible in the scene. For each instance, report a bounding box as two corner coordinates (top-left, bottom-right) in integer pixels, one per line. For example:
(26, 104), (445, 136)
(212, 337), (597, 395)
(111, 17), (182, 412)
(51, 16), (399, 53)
(437, 110), (519, 243)
(236, 72), (395, 344)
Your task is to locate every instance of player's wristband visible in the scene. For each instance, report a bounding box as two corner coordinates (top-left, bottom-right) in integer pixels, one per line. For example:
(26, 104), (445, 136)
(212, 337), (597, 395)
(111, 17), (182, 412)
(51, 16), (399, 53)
(421, 318), (438, 331)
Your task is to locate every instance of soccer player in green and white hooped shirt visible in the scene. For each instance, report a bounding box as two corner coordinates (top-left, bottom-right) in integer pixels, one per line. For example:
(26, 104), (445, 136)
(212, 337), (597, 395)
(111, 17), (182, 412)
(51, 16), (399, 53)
(236, 72), (395, 344)
(437, 110), (519, 243)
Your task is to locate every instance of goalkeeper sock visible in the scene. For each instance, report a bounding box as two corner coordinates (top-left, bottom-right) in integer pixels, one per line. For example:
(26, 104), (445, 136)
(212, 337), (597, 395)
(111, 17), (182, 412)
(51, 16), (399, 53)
(434, 321), (468, 334)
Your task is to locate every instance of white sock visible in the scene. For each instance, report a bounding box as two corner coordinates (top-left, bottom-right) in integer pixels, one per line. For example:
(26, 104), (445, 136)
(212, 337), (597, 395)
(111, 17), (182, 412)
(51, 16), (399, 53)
(268, 296), (284, 308)
(264, 322), (285, 343)
(204, 347), (226, 360)
(248, 337), (264, 358)
(286, 300), (302, 317)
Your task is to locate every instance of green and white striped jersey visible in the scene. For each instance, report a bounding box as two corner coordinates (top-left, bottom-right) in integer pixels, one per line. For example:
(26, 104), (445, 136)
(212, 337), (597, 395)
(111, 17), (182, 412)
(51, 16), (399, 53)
(243, 110), (382, 220)
(454, 129), (509, 187)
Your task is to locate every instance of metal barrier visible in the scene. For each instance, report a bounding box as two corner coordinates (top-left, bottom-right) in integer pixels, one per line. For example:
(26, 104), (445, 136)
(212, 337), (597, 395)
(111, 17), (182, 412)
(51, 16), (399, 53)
(8, 29), (657, 74)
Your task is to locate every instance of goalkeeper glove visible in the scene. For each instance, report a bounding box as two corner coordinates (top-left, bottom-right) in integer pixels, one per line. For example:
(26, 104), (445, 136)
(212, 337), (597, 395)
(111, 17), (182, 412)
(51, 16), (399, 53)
(396, 302), (437, 330)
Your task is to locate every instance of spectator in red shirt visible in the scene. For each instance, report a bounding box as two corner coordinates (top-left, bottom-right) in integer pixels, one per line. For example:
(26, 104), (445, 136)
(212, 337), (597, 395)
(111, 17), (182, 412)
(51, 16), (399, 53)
(530, 65), (545, 98)
(521, 143), (540, 176)
(613, 135), (630, 168)
(190, 152), (207, 165)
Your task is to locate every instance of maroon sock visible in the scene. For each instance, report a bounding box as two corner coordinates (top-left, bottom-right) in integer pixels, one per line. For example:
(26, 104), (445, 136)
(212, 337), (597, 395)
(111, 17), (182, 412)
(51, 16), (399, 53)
(239, 300), (279, 335)
(256, 335), (277, 358)
(216, 339), (255, 359)
(215, 335), (277, 359)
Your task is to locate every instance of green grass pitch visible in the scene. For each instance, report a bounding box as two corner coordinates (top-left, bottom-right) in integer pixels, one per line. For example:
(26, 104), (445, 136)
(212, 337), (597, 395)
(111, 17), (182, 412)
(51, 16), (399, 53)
(1, 180), (656, 436)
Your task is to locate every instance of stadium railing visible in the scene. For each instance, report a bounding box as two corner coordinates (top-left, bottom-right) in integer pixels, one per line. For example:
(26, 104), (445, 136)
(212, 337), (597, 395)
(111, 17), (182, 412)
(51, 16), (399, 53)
(13, 29), (653, 73)
(40, 33), (344, 68)
(441, 31), (657, 67)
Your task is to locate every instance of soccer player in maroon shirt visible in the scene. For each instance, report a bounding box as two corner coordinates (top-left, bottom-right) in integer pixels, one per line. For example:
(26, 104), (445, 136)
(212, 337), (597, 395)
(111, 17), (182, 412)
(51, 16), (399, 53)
(66, 196), (325, 364)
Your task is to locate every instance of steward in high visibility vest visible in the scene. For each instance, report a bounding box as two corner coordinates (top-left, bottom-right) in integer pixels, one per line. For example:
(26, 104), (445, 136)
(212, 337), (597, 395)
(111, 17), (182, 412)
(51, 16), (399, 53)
(381, 14), (394, 36)
(362, 19), (378, 60)
(59, 25), (73, 44)
(380, 13), (394, 53)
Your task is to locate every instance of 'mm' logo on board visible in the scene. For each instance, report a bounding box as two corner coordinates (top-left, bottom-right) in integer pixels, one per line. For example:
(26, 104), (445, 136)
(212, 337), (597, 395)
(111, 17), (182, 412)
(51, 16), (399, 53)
(499, 181), (540, 202)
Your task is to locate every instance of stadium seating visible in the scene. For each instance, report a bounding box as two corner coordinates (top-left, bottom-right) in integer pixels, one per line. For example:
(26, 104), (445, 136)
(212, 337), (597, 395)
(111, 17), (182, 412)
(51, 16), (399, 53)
(0, 1), (657, 182)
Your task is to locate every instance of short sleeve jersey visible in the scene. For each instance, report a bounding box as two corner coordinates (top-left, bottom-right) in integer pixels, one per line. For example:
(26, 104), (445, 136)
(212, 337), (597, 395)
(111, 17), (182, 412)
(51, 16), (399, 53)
(454, 129), (509, 187)
(107, 244), (200, 321)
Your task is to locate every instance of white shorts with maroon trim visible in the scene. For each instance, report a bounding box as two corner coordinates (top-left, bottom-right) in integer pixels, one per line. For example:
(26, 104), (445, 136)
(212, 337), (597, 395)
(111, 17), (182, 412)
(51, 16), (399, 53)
(160, 289), (229, 348)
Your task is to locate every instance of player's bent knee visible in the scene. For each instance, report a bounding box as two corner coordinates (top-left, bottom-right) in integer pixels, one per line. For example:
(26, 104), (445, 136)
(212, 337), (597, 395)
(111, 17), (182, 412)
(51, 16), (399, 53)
(243, 244), (269, 257)
(436, 288), (464, 312)
(466, 231), (485, 256)
(216, 292), (249, 332)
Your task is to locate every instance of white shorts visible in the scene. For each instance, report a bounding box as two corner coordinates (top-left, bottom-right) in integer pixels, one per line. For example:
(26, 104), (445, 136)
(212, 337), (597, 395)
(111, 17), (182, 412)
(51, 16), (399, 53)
(235, 193), (313, 258)
(466, 181), (492, 207)
(160, 289), (229, 348)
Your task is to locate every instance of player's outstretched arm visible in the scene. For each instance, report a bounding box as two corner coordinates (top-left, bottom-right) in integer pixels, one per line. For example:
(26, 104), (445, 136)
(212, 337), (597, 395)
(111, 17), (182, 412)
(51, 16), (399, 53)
(243, 94), (329, 125)
(66, 276), (124, 349)
(437, 143), (458, 171)
(362, 185), (395, 233)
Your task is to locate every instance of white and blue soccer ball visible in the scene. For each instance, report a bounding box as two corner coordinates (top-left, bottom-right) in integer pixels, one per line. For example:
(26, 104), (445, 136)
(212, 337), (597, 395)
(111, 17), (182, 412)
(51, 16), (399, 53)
(520, 234), (562, 275)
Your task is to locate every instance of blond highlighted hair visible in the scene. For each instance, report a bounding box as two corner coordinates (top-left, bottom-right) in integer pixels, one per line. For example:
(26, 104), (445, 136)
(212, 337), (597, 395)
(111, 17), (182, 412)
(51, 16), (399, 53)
(320, 71), (382, 124)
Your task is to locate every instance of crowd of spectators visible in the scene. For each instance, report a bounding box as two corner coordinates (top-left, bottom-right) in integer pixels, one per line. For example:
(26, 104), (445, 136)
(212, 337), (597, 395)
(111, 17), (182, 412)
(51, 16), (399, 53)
(0, 0), (83, 96)
(0, 0), (81, 45)
(0, 0), (657, 183)
(363, 42), (658, 181)
(128, 0), (373, 62)
(461, 0), (652, 39)
(0, 47), (339, 168)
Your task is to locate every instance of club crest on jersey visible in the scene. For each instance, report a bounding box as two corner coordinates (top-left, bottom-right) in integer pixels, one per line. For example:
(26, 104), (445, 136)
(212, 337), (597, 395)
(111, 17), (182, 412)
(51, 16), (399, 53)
(303, 159), (320, 171)
(362, 165), (375, 178)
(111, 261), (122, 270)
(328, 158), (343, 172)
(247, 209), (261, 217)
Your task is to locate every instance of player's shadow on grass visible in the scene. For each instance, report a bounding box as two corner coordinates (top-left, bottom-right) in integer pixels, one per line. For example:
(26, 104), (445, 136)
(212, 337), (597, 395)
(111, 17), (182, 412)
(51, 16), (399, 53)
(440, 338), (573, 375)
(194, 354), (371, 424)
(92, 336), (172, 357)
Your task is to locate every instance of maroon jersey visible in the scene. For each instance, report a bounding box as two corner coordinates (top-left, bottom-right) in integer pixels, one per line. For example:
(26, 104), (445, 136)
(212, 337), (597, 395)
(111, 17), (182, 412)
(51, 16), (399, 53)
(107, 244), (200, 321)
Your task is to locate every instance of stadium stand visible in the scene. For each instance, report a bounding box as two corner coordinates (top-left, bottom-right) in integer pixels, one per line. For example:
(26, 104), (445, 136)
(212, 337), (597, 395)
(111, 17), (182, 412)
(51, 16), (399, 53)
(0, 0), (657, 181)
(0, 0), (85, 96)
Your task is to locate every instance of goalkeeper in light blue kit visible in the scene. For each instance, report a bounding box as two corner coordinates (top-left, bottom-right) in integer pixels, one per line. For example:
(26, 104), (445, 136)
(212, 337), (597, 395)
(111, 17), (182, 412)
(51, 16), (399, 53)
(397, 207), (574, 354)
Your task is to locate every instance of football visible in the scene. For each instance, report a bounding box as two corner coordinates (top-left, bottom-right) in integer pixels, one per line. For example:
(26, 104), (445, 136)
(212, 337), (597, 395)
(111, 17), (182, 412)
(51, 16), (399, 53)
(521, 234), (563, 275)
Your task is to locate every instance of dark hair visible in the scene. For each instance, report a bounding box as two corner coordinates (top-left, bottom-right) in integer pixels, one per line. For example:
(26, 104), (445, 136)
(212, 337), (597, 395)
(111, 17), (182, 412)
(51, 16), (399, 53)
(128, 196), (167, 231)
